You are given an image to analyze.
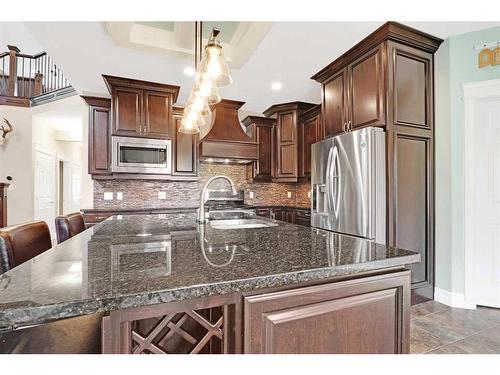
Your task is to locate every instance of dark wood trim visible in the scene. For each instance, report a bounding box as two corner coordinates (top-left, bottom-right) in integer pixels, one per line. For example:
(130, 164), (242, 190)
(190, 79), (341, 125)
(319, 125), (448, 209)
(0, 96), (30, 107)
(91, 173), (200, 181)
(102, 75), (180, 102)
(81, 95), (111, 108)
(0, 183), (9, 228)
(263, 101), (317, 118)
(312, 21), (443, 82)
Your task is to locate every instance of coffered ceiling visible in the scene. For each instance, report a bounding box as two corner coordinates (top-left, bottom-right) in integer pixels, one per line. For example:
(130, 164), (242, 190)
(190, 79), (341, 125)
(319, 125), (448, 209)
(17, 21), (500, 113)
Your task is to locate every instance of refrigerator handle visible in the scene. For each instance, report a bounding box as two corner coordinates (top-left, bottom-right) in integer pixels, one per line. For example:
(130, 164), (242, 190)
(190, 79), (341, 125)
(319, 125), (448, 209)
(331, 146), (341, 219)
(326, 147), (334, 213)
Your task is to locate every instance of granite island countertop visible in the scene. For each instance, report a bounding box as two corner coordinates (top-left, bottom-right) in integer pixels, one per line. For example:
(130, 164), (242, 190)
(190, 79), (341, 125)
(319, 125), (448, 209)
(0, 213), (420, 331)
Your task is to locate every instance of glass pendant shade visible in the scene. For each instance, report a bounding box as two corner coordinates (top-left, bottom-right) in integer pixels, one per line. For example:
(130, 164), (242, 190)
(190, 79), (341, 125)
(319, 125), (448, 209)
(179, 107), (205, 134)
(199, 45), (233, 88)
(193, 76), (221, 106)
(186, 95), (211, 117)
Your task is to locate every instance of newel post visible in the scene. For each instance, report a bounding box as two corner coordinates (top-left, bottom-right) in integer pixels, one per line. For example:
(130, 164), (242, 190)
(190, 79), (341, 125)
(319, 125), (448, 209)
(7, 45), (19, 96)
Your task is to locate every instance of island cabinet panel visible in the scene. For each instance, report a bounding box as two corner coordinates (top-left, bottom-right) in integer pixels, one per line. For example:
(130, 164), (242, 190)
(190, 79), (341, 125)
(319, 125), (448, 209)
(112, 86), (143, 136)
(348, 45), (386, 130)
(172, 110), (198, 176)
(322, 68), (347, 139)
(243, 270), (410, 354)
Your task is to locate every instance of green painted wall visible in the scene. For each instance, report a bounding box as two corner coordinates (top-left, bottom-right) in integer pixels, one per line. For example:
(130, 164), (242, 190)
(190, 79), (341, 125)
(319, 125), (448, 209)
(435, 26), (500, 294)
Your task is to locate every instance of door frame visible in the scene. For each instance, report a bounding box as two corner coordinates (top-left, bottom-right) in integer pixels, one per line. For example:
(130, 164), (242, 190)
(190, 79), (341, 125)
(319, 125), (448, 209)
(34, 146), (57, 237)
(463, 78), (500, 309)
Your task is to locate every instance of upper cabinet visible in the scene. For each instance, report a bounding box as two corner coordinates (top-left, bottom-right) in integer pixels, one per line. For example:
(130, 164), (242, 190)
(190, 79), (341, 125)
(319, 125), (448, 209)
(263, 102), (317, 182)
(103, 75), (180, 139)
(242, 116), (276, 182)
(312, 22), (439, 139)
(81, 96), (112, 175)
(298, 105), (321, 179)
(172, 107), (198, 177)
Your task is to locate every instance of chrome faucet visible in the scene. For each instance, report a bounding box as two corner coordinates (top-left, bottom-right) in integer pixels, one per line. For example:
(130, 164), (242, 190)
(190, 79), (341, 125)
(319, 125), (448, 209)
(198, 175), (237, 223)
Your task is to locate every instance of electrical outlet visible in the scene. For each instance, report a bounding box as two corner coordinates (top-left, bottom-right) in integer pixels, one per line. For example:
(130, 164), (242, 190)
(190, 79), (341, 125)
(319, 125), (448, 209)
(117, 192), (123, 200)
(307, 191), (311, 198)
(249, 191), (255, 199)
(287, 191), (292, 198)
(104, 192), (113, 200)
(158, 191), (167, 200)
(116, 215), (123, 220)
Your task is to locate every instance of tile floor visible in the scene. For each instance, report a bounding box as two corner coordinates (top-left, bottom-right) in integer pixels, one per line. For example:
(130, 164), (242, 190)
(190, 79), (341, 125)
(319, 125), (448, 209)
(410, 300), (500, 354)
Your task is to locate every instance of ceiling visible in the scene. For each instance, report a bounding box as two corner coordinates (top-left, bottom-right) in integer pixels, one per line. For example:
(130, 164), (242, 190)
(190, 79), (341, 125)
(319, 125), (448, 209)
(19, 21), (500, 113)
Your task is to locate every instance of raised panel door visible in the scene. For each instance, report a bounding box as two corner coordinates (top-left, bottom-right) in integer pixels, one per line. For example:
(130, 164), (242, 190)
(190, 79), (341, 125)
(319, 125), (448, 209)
(90, 106), (111, 174)
(322, 68), (347, 138)
(279, 112), (295, 142)
(256, 125), (273, 180)
(391, 43), (432, 129)
(348, 46), (385, 129)
(112, 87), (142, 136)
(301, 115), (320, 177)
(279, 144), (296, 176)
(144, 90), (172, 138)
(172, 115), (197, 176)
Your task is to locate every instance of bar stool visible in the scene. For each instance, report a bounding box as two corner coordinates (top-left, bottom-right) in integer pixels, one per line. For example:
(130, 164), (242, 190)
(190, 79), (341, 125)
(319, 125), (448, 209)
(0, 221), (52, 274)
(55, 212), (86, 244)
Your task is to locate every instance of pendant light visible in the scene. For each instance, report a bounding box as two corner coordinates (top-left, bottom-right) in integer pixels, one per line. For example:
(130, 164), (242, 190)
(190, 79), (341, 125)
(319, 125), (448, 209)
(179, 23), (232, 134)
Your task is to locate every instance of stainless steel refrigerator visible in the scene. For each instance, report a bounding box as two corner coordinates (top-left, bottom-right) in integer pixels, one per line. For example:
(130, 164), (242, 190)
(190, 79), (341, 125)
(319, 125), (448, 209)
(311, 127), (386, 244)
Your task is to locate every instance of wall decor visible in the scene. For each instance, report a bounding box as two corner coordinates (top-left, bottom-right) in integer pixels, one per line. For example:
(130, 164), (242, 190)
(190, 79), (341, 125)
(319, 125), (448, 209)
(0, 118), (13, 144)
(475, 41), (500, 68)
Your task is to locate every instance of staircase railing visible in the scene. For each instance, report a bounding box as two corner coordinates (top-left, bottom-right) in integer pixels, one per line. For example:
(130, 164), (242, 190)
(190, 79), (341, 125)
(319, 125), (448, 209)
(0, 45), (71, 102)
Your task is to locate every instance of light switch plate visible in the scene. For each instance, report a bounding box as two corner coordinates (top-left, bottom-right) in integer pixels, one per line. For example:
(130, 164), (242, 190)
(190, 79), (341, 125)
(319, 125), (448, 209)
(117, 192), (123, 200)
(249, 191), (255, 199)
(287, 191), (292, 198)
(158, 191), (167, 200)
(104, 192), (113, 200)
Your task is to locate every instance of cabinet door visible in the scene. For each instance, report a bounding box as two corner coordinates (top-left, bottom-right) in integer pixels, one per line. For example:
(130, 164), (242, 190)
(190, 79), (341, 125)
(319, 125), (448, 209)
(112, 87), (143, 136)
(144, 90), (172, 139)
(244, 271), (410, 354)
(348, 46), (386, 129)
(255, 125), (274, 180)
(172, 114), (198, 176)
(276, 111), (297, 179)
(300, 113), (321, 178)
(89, 105), (111, 175)
(322, 68), (347, 138)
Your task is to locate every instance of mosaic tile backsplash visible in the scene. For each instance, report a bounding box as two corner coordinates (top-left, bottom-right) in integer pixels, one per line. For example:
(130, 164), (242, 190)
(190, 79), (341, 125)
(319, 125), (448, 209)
(93, 164), (311, 210)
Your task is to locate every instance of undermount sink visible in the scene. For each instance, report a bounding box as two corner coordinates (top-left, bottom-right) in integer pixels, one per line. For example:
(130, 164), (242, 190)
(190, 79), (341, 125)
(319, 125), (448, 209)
(208, 218), (279, 230)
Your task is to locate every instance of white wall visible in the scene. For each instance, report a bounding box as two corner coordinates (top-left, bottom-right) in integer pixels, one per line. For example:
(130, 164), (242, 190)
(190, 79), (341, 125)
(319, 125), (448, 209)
(0, 106), (35, 225)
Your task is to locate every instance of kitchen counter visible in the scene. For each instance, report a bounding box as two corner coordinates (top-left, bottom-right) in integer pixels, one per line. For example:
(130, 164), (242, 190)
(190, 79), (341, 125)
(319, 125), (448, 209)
(0, 212), (419, 333)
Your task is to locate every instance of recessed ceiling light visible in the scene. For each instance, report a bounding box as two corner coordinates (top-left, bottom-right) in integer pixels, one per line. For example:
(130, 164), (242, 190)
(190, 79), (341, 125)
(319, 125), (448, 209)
(183, 66), (196, 76)
(271, 82), (282, 91)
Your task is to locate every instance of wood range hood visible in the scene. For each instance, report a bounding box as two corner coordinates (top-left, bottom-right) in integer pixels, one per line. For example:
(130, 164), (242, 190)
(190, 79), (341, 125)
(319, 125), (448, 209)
(199, 99), (258, 164)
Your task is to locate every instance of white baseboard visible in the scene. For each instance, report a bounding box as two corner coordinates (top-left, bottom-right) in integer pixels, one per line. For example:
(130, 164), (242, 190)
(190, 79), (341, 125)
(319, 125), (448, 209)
(434, 287), (468, 308)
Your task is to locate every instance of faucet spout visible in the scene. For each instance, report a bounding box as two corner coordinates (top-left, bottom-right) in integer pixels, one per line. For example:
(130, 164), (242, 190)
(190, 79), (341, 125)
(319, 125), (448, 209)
(198, 175), (237, 223)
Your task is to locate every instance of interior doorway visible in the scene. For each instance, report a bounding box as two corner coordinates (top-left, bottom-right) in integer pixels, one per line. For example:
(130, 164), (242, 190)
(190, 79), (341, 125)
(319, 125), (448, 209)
(464, 78), (500, 309)
(34, 148), (56, 238)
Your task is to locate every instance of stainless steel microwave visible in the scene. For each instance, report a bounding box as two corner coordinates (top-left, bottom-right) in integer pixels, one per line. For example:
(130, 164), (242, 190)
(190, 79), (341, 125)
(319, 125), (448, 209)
(111, 136), (172, 174)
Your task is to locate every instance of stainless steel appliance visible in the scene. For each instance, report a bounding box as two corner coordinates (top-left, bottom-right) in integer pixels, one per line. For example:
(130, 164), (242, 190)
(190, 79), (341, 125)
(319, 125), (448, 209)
(311, 127), (386, 244)
(111, 136), (171, 174)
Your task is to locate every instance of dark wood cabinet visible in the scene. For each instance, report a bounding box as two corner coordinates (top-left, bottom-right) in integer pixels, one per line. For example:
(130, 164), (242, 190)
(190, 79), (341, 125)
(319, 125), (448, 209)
(103, 75), (179, 140)
(82, 96), (112, 175)
(348, 45), (386, 130)
(256, 206), (310, 227)
(242, 116), (276, 182)
(172, 107), (198, 177)
(0, 183), (9, 228)
(312, 21), (442, 299)
(243, 270), (410, 354)
(263, 102), (317, 182)
(298, 105), (321, 179)
(322, 68), (347, 138)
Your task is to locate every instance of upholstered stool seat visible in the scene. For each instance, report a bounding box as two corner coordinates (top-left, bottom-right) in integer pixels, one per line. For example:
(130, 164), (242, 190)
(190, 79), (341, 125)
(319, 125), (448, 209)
(55, 212), (86, 244)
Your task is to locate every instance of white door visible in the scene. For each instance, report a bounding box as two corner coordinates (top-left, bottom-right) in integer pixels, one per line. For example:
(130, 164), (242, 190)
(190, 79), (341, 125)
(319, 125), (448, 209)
(473, 97), (500, 308)
(35, 149), (56, 238)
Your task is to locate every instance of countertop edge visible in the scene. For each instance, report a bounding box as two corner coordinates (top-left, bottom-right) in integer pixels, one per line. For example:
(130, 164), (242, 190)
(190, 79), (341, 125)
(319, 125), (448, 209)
(0, 253), (420, 331)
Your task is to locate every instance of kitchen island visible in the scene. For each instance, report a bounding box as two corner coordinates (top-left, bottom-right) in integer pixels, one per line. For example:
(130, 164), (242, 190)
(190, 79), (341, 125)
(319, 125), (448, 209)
(0, 213), (419, 354)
